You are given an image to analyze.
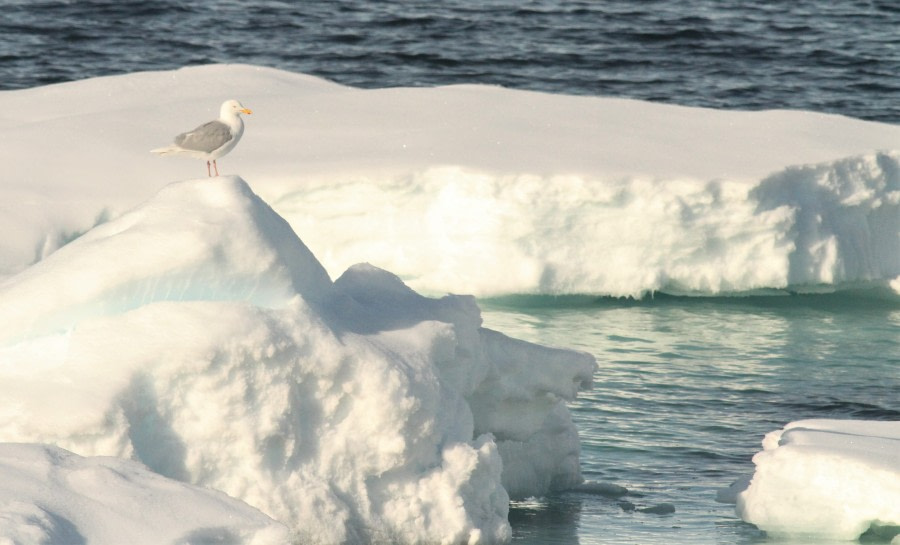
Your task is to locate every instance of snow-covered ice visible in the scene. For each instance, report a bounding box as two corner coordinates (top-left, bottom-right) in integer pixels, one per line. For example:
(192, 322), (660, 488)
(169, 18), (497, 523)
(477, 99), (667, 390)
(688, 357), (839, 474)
(2, 64), (900, 543)
(1, 64), (899, 297)
(729, 419), (900, 542)
(0, 176), (594, 544)
(0, 443), (289, 545)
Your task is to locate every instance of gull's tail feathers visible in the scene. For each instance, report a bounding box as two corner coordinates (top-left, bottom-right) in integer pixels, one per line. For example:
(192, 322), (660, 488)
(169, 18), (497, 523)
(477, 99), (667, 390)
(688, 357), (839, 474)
(150, 146), (181, 156)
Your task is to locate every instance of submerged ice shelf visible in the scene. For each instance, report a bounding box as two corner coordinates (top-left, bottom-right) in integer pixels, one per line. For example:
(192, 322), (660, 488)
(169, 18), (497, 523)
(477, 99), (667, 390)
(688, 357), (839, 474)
(0, 177), (595, 544)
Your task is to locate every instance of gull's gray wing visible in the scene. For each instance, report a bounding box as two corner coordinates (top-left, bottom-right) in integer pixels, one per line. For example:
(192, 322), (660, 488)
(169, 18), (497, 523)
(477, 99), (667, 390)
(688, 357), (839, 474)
(174, 120), (233, 153)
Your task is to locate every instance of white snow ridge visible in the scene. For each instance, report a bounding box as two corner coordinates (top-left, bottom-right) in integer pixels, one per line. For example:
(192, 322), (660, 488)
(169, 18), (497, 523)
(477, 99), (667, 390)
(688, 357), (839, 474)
(0, 177), (596, 545)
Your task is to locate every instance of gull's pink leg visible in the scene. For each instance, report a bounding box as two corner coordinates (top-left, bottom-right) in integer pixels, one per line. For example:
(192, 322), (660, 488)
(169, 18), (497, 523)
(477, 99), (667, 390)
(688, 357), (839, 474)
(206, 161), (212, 177)
(213, 160), (219, 176)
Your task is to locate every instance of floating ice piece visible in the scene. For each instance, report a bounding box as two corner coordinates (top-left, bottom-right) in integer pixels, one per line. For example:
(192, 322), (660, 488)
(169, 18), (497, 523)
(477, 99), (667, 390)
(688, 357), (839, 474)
(638, 503), (675, 515)
(735, 419), (900, 541)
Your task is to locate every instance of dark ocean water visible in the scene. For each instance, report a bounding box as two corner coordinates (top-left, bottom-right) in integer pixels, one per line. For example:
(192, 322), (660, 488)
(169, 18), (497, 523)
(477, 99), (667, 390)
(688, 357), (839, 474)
(2, 0), (899, 123)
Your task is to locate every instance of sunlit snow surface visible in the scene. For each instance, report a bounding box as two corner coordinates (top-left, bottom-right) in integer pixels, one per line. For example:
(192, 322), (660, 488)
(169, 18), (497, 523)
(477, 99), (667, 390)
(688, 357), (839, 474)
(1, 65), (900, 543)
(0, 443), (290, 545)
(728, 420), (900, 542)
(1, 64), (899, 297)
(0, 176), (594, 544)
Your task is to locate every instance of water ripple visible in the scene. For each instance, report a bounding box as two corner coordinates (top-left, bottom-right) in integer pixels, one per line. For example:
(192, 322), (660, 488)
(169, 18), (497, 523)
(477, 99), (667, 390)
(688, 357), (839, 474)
(2, 0), (899, 122)
(481, 295), (900, 544)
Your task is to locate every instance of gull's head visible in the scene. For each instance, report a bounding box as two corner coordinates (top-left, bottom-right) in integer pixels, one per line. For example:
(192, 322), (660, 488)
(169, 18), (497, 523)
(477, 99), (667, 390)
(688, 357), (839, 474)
(221, 99), (252, 118)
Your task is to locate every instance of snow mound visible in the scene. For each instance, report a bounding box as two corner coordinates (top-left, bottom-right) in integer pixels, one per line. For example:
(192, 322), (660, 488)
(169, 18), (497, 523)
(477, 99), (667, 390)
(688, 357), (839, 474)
(734, 419), (900, 541)
(0, 443), (288, 545)
(0, 177), (596, 544)
(0, 176), (331, 344)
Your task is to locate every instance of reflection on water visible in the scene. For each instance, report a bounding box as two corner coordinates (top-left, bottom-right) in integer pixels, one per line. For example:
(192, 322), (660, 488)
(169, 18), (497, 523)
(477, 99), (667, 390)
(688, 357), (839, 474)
(480, 294), (900, 544)
(509, 496), (582, 544)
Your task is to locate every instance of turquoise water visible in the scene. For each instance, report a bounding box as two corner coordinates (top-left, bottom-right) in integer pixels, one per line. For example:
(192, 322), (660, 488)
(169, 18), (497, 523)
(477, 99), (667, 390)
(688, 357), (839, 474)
(480, 294), (900, 544)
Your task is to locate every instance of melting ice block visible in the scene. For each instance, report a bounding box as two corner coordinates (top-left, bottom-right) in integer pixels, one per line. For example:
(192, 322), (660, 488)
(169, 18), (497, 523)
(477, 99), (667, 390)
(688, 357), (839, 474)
(0, 177), (596, 544)
(735, 419), (900, 541)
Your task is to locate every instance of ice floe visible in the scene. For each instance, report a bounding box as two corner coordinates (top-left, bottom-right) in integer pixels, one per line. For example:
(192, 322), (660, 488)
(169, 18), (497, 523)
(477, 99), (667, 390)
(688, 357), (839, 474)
(731, 419), (900, 542)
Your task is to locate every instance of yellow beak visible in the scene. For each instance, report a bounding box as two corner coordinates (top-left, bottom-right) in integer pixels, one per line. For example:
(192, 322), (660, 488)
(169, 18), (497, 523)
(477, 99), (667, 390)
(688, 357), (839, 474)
(241, 108), (253, 115)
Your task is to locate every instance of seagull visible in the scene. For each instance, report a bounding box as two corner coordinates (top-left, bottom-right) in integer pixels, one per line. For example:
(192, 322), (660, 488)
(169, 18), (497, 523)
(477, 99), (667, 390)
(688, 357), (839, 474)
(151, 99), (252, 177)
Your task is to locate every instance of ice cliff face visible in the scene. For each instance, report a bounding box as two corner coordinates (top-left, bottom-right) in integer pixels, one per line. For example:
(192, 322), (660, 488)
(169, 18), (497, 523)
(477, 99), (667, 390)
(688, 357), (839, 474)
(0, 177), (596, 544)
(753, 151), (900, 291)
(271, 151), (900, 299)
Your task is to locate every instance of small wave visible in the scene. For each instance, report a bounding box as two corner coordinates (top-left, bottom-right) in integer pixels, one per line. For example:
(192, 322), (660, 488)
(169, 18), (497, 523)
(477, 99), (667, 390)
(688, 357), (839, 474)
(776, 398), (900, 420)
(2, 0), (899, 123)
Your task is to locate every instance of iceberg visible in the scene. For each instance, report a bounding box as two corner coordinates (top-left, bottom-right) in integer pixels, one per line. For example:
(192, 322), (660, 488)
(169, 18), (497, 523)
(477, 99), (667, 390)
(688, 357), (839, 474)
(732, 419), (900, 542)
(0, 177), (595, 544)
(1, 64), (899, 297)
